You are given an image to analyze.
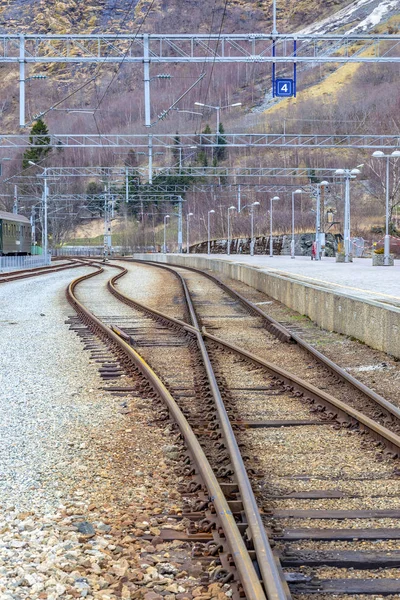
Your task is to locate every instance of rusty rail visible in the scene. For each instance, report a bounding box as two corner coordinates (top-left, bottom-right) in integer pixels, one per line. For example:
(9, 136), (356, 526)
(107, 261), (400, 456)
(66, 265), (274, 600)
(128, 259), (400, 427)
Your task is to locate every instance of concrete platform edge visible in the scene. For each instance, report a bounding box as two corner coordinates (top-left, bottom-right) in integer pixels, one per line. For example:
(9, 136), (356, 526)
(132, 254), (400, 359)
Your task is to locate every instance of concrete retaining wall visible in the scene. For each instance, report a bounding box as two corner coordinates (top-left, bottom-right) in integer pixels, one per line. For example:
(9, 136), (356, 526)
(133, 254), (400, 359)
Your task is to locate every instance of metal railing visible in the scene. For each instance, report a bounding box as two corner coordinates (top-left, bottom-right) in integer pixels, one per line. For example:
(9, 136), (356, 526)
(0, 254), (51, 272)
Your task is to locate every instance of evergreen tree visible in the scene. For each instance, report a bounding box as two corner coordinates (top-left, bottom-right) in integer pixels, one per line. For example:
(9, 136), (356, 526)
(22, 118), (51, 169)
(172, 132), (181, 168)
(215, 122), (227, 162)
(198, 124), (212, 165)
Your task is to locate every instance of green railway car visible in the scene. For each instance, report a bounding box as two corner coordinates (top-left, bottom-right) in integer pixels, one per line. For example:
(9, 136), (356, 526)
(0, 211), (32, 255)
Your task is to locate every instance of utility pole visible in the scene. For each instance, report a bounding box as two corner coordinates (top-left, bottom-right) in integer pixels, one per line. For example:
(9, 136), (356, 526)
(143, 33), (151, 128)
(19, 34), (25, 128)
(103, 183), (112, 259)
(272, 0), (278, 35)
(43, 171), (48, 259)
(30, 206), (36, 246)
(148, 134), (153, 184)
(177, 197), (183, 253)
(13, 185), (18, 214)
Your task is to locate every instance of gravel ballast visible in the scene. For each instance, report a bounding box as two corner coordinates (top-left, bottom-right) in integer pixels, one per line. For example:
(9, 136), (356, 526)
(0, 269), (229, 600)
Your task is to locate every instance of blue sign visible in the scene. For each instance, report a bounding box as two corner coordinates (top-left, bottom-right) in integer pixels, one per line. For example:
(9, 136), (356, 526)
(275, 78), (295, 97)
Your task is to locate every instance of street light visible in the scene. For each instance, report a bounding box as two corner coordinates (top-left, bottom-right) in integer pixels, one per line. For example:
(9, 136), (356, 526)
(163, 214), (170, 254)
(269, 196), (280, 257)
(250, 201), (260, 256)
(313, 181), (329, 261)
(227, 205), (236, 255)
(291, 189), (303, 259)
(334, 170), (360, 262)
(194, 101), (242, 140)
(28, 160), (49, 260)
(186, 212), (194, 255)
(207, 209), (215, 255)
(371, 150), (400, 266)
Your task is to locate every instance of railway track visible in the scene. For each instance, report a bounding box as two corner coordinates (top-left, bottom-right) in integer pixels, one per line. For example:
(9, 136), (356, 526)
(67, 260), (400, 599)
(0, 259), (84, 283)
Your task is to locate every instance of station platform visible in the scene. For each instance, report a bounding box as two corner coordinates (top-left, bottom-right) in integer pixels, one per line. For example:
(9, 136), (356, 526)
(133, 253), (400, 359)
(187, 255), (400, 309)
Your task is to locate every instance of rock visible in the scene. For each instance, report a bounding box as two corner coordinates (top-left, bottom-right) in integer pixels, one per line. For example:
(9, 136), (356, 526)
(157, 563), (178, 576)
(151, 536), (163, 547)
(113, 558), (130, 577)
(77, 521), (96, 537)
(192, 588), (205, 598)
(144, 593), (163, 600)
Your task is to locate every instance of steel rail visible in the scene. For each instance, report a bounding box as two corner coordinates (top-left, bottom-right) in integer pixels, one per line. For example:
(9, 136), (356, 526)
(66, 265), (274, 600)
(203, 330), (400, 455)
(131, 259), (400, 425)
(107, 259), (400, 454)
(105, 263), (290, 600)
(0, 260), (85, 283)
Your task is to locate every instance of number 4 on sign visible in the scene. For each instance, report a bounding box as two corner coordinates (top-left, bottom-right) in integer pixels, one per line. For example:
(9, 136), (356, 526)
(275, 78), (295, 97)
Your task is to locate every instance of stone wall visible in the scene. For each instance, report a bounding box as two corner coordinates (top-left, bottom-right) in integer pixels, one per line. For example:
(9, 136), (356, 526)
(191, 232), (342, 256)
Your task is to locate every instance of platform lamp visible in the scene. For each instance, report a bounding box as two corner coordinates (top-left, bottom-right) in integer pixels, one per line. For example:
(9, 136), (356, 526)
(28, 160), (48, 260)
(186, 212), (194, 254)
(291, 189), (303, 259)
(207, 209), (215, 255)
(227, 205), (236, 255)
(163, 214), (170, 254)
(250, 201), (260, 256)
(333, 170), (361, 263)
(269, 196), (280, 257)
(371, 150), (400, 266)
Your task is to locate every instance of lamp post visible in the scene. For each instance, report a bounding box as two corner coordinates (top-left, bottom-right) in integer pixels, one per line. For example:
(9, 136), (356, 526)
(186, 212), (194, 254)
(291, 189), (303, 259)
(163, 214), (170, 254)
(207, 209), (215, 255)
(194, 102), (242, 150)
(269, 196), (280, 257)
(314, 181), (329, 261)
(334, 169), (361, 263)
(28, 160), (48, 260)
(227, 205), (236, 255)
(372, 150), (400, 266)
(250, 201), (260, 256)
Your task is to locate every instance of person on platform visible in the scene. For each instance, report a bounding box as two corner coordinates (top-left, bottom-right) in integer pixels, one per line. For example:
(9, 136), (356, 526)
(311, 241), (317, 260)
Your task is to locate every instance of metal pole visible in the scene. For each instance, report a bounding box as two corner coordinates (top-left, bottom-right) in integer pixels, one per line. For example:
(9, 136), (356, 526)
(344, 175), (350, 263)
(272, 0), (278, 35)
(19, 34), (25, 128)
(290, 192), (296, 258)
(291, 191), (295, 258)
(125, 167), (129, 203)
(13, 185), (18, 214)
(103, 186), (108, 259)
(227, 209), (231, 255)
(238, 184), (241, 212)
(384, 156), (391, 265)
(163, 217), (167, 254)
(178, 197), (183, 253)
(269, 199), (273, 258)
(250, 206), (254, 256)
(187, 214), (190, 255)
(143, 33), (151, 128)
(30, 206), (36, 246)
(43, 172), (48, 259)
(208, 212), (211, 255)
(148, 134), (153, 184)
(316, 185), (321, 261)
